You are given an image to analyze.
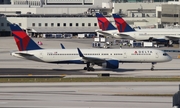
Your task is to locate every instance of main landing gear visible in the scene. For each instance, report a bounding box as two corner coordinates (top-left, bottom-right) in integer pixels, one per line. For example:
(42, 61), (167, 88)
(151, 62), (156, 71)
(83, 62), (95, 71)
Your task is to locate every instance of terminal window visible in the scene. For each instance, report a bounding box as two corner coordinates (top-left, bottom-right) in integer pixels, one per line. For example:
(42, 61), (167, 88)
(88, 23), (91, 26)
(7, 23), (9, 26)
(57, 23), (60, 26)
(39, 23), (41, 27)
(1, 23), (3, 26)
(94, 23), (97, 26)
(63, 23), (66, 26)
(76, 23), (78, 26)
(51, 23), (54, 27)
(82, 23), (85, 26)
(69, 23), (72, 26)
(45, 23), (48, 27)
(32, 23), (35, 27)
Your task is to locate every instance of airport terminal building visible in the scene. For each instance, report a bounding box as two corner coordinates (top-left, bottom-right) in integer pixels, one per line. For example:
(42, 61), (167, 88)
(0, 0), (179, 36)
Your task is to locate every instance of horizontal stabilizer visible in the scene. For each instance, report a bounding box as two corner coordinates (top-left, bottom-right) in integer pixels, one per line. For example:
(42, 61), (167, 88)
(15, 53), (34, 56)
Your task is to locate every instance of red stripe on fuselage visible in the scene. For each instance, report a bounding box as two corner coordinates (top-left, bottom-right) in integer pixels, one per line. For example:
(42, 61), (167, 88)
(114, 18), (126, 32)
(12, 31), (30, 51)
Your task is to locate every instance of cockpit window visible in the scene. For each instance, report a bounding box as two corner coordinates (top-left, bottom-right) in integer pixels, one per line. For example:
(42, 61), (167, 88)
(163, 53), (168, 56)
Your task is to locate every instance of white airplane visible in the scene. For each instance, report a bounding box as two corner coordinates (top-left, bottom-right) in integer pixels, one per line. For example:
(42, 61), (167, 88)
(10, 24), (172, 71)
(113, 14), (180, 44)
(95, 13), (134, 39)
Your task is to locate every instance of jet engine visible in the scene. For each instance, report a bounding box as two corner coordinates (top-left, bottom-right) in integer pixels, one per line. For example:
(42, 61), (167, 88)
(101, 60), (119, 69)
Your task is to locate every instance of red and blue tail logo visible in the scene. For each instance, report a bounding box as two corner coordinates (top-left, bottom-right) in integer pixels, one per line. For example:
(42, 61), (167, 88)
(96, 13), (116, 31)
(10, 24), (41, 51)
(112, 14), (135, 32)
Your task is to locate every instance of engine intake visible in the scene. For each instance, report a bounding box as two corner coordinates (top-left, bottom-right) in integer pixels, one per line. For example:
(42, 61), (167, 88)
(102, 60), (119, 69)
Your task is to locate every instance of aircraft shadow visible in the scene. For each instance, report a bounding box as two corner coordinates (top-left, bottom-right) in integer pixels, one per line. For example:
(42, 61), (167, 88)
(0, 68), (180, 75)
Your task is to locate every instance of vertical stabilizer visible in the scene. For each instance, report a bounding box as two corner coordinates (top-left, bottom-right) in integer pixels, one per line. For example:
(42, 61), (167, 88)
(96, 13), (116, 31)
(112, 14), (135, 32)
(10, 24), (41, 51)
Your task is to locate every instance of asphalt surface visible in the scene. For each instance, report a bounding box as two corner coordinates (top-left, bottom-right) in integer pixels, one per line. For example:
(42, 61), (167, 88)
(0, 37), (180, 108)
(0, 82), (179, 108)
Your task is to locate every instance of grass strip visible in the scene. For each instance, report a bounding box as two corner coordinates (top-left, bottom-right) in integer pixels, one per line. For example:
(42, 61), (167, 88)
(0, 77), (180, 83)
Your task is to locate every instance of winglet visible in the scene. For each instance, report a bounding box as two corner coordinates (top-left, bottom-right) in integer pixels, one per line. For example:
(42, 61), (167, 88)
(60, 43), (65, 49)
(77, 48), (84, 57)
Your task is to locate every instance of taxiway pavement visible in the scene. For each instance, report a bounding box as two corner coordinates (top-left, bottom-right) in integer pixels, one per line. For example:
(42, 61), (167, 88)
(0, 82), (178, 108)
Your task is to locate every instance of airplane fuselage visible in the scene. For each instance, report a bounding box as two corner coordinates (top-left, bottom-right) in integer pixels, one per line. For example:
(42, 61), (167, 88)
(121, 29), (180, 41)
(11, 49), (172, 64)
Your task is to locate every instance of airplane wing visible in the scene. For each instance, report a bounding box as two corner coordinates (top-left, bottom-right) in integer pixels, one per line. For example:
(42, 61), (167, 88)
(77, 48), (119, 69)
(165, 36), (180, 41)
(77, 48), (106, 63)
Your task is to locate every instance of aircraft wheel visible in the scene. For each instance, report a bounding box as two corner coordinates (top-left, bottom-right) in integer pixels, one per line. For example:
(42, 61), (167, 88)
(87, 67), (95, 71)
(151, 67), (154, 71)
(91, 68), (95, 71)
(84, 67), (87, 70)
(87, 68), (91, 71)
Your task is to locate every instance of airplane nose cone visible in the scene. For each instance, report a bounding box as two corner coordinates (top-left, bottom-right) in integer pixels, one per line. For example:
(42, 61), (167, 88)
(167, 56), (172, 61)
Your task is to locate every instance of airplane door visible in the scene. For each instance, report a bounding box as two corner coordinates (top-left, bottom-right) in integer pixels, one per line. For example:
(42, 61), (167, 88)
(39, 52), (43, 59)
(155, 52), (159, 58)
(123, 52), (127, 58)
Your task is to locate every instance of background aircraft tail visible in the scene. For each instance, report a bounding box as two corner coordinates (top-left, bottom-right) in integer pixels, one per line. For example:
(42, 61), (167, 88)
(10, 24), (41, 51)
(112, 14), (135, 32)
(96, 13), (116, 31)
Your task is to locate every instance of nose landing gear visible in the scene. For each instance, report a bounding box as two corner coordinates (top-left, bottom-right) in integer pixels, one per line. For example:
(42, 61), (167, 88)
(151, 62), (156, 71)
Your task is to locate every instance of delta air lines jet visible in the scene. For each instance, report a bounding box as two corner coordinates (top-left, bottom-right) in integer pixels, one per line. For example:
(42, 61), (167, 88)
(96, 13), (133, 39)
(10, 24), (172, 71)
(113, 14), (180, 43)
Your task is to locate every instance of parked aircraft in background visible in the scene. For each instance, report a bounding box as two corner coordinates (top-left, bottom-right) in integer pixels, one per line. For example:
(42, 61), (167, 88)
(10, 24), (172, 71)
(95, 13), (134, 39)
(113, 14), (180, 44)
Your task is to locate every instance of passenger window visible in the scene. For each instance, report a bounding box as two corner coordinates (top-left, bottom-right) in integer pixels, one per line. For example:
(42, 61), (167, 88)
(57, 23), (60, 26)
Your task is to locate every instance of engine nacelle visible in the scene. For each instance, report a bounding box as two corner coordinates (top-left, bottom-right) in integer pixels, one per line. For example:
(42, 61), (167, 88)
(102, 60), (119, 69)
